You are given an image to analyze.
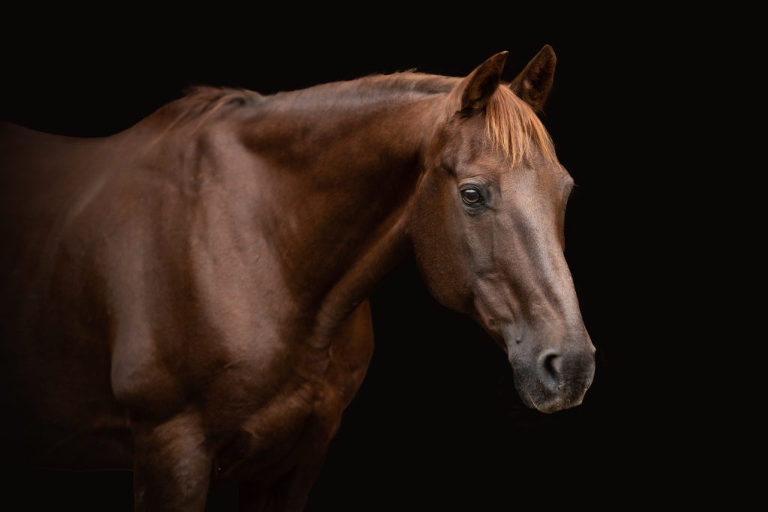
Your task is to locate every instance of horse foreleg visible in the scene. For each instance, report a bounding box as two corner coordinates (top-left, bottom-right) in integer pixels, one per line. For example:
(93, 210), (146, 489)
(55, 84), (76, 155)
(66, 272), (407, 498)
(238, 451), (328, 512)
(131, 410), (212, 512)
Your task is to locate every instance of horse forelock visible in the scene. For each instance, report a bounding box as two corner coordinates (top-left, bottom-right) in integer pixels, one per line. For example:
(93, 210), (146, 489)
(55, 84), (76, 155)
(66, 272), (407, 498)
(484, 84), (557, 167)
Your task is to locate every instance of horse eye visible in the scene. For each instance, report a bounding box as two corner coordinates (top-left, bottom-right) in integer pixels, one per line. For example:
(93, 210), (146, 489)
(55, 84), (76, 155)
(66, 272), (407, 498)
(460, 188), (483, 206)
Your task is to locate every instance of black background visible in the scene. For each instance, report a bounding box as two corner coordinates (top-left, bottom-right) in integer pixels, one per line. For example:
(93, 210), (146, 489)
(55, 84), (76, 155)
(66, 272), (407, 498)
(0, 9), (727, 511)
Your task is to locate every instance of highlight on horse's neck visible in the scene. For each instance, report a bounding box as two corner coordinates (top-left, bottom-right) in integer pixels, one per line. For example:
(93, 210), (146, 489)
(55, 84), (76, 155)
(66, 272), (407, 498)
(240, 77), (450, 338)
(140, 74), (452, 338)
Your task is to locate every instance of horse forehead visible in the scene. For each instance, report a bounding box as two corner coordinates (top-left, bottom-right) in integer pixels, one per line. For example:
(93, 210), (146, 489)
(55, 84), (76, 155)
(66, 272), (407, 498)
(441, 121), (569, 186)
(508, 159), (570, 184)
(450, 127), (564, 175)
(461, 153), (569, 188)
(504, 169), (571, 207)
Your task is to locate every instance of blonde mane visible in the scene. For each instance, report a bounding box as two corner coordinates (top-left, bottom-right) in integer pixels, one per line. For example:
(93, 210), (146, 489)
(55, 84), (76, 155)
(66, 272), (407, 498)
(485, 84), (557, 166)
(147, 74), (557, 168)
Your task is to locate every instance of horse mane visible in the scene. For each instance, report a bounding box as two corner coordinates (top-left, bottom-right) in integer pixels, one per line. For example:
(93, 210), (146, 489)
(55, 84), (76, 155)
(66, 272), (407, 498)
(356, 73), (557, 166)
(484, 84), (557, 166)
(153, 73), (556, 166)
(179, 86), (261, 114)
(362, 72), (557, 165)
(150, 86), (262, 134)
(357, 72), (458, 96)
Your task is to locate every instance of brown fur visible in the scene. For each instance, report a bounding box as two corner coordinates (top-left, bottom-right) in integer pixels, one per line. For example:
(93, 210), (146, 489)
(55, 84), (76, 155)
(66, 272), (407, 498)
(0, 47), (593, 511)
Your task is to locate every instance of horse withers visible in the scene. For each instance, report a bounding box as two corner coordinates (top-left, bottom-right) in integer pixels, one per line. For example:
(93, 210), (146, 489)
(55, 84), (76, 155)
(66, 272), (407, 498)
(0, 46), (595, 511)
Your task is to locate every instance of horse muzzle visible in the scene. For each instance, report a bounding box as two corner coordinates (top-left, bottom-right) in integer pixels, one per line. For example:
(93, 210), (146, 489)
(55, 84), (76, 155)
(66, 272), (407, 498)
(505, 333), (596, 414)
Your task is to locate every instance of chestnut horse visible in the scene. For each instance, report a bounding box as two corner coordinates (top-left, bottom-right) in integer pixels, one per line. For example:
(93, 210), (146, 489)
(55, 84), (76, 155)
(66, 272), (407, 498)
(0, 46), (595, 511)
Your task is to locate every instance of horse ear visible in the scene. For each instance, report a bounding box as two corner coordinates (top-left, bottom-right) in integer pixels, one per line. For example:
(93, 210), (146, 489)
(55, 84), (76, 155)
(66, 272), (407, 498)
(457, 51), (509, 112)
(509, 45), (557, 111)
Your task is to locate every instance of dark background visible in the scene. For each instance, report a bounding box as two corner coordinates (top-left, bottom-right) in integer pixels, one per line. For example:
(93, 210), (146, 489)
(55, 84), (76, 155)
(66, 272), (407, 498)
(0, 9), (726, 511)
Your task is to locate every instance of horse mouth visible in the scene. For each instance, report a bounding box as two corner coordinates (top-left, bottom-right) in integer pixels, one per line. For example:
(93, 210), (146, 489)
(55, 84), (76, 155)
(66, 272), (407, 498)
(518, 387), (586, 414)
(509, 353), (595, 414)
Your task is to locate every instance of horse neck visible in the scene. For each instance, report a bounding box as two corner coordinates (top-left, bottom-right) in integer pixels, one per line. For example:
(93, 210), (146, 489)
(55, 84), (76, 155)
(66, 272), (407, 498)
(244, 83), (447, 336)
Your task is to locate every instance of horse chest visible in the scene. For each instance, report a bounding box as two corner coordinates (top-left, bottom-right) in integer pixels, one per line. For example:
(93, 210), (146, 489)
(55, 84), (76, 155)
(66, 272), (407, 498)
(211, 303), (375, 481)
(210, 367), (355, 482)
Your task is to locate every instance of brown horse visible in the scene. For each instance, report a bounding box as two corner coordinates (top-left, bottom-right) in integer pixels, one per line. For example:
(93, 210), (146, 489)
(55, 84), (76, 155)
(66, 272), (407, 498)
(0, 46), (595, 511)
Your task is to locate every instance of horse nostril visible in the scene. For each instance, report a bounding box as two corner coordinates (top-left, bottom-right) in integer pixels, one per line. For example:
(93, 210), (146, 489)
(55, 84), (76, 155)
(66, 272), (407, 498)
(539, 350), (562, 390)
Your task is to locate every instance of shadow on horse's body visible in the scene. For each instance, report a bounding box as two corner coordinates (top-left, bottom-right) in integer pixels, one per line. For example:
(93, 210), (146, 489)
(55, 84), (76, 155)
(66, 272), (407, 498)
(0, 47), (595, 511)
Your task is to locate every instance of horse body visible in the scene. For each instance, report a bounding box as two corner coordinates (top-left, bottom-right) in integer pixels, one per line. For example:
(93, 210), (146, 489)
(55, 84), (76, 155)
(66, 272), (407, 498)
(0, 124), (138, 467)
(0, 78), (437, 509)
(0, 47), (595, 511)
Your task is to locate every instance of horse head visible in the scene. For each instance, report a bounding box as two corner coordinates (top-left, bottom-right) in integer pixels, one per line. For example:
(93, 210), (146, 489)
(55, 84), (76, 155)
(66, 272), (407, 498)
(410, 47), (595, 413)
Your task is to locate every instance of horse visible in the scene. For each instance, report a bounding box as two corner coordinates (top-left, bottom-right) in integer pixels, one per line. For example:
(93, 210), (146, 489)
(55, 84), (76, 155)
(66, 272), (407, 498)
(0, 46), (595, 511)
